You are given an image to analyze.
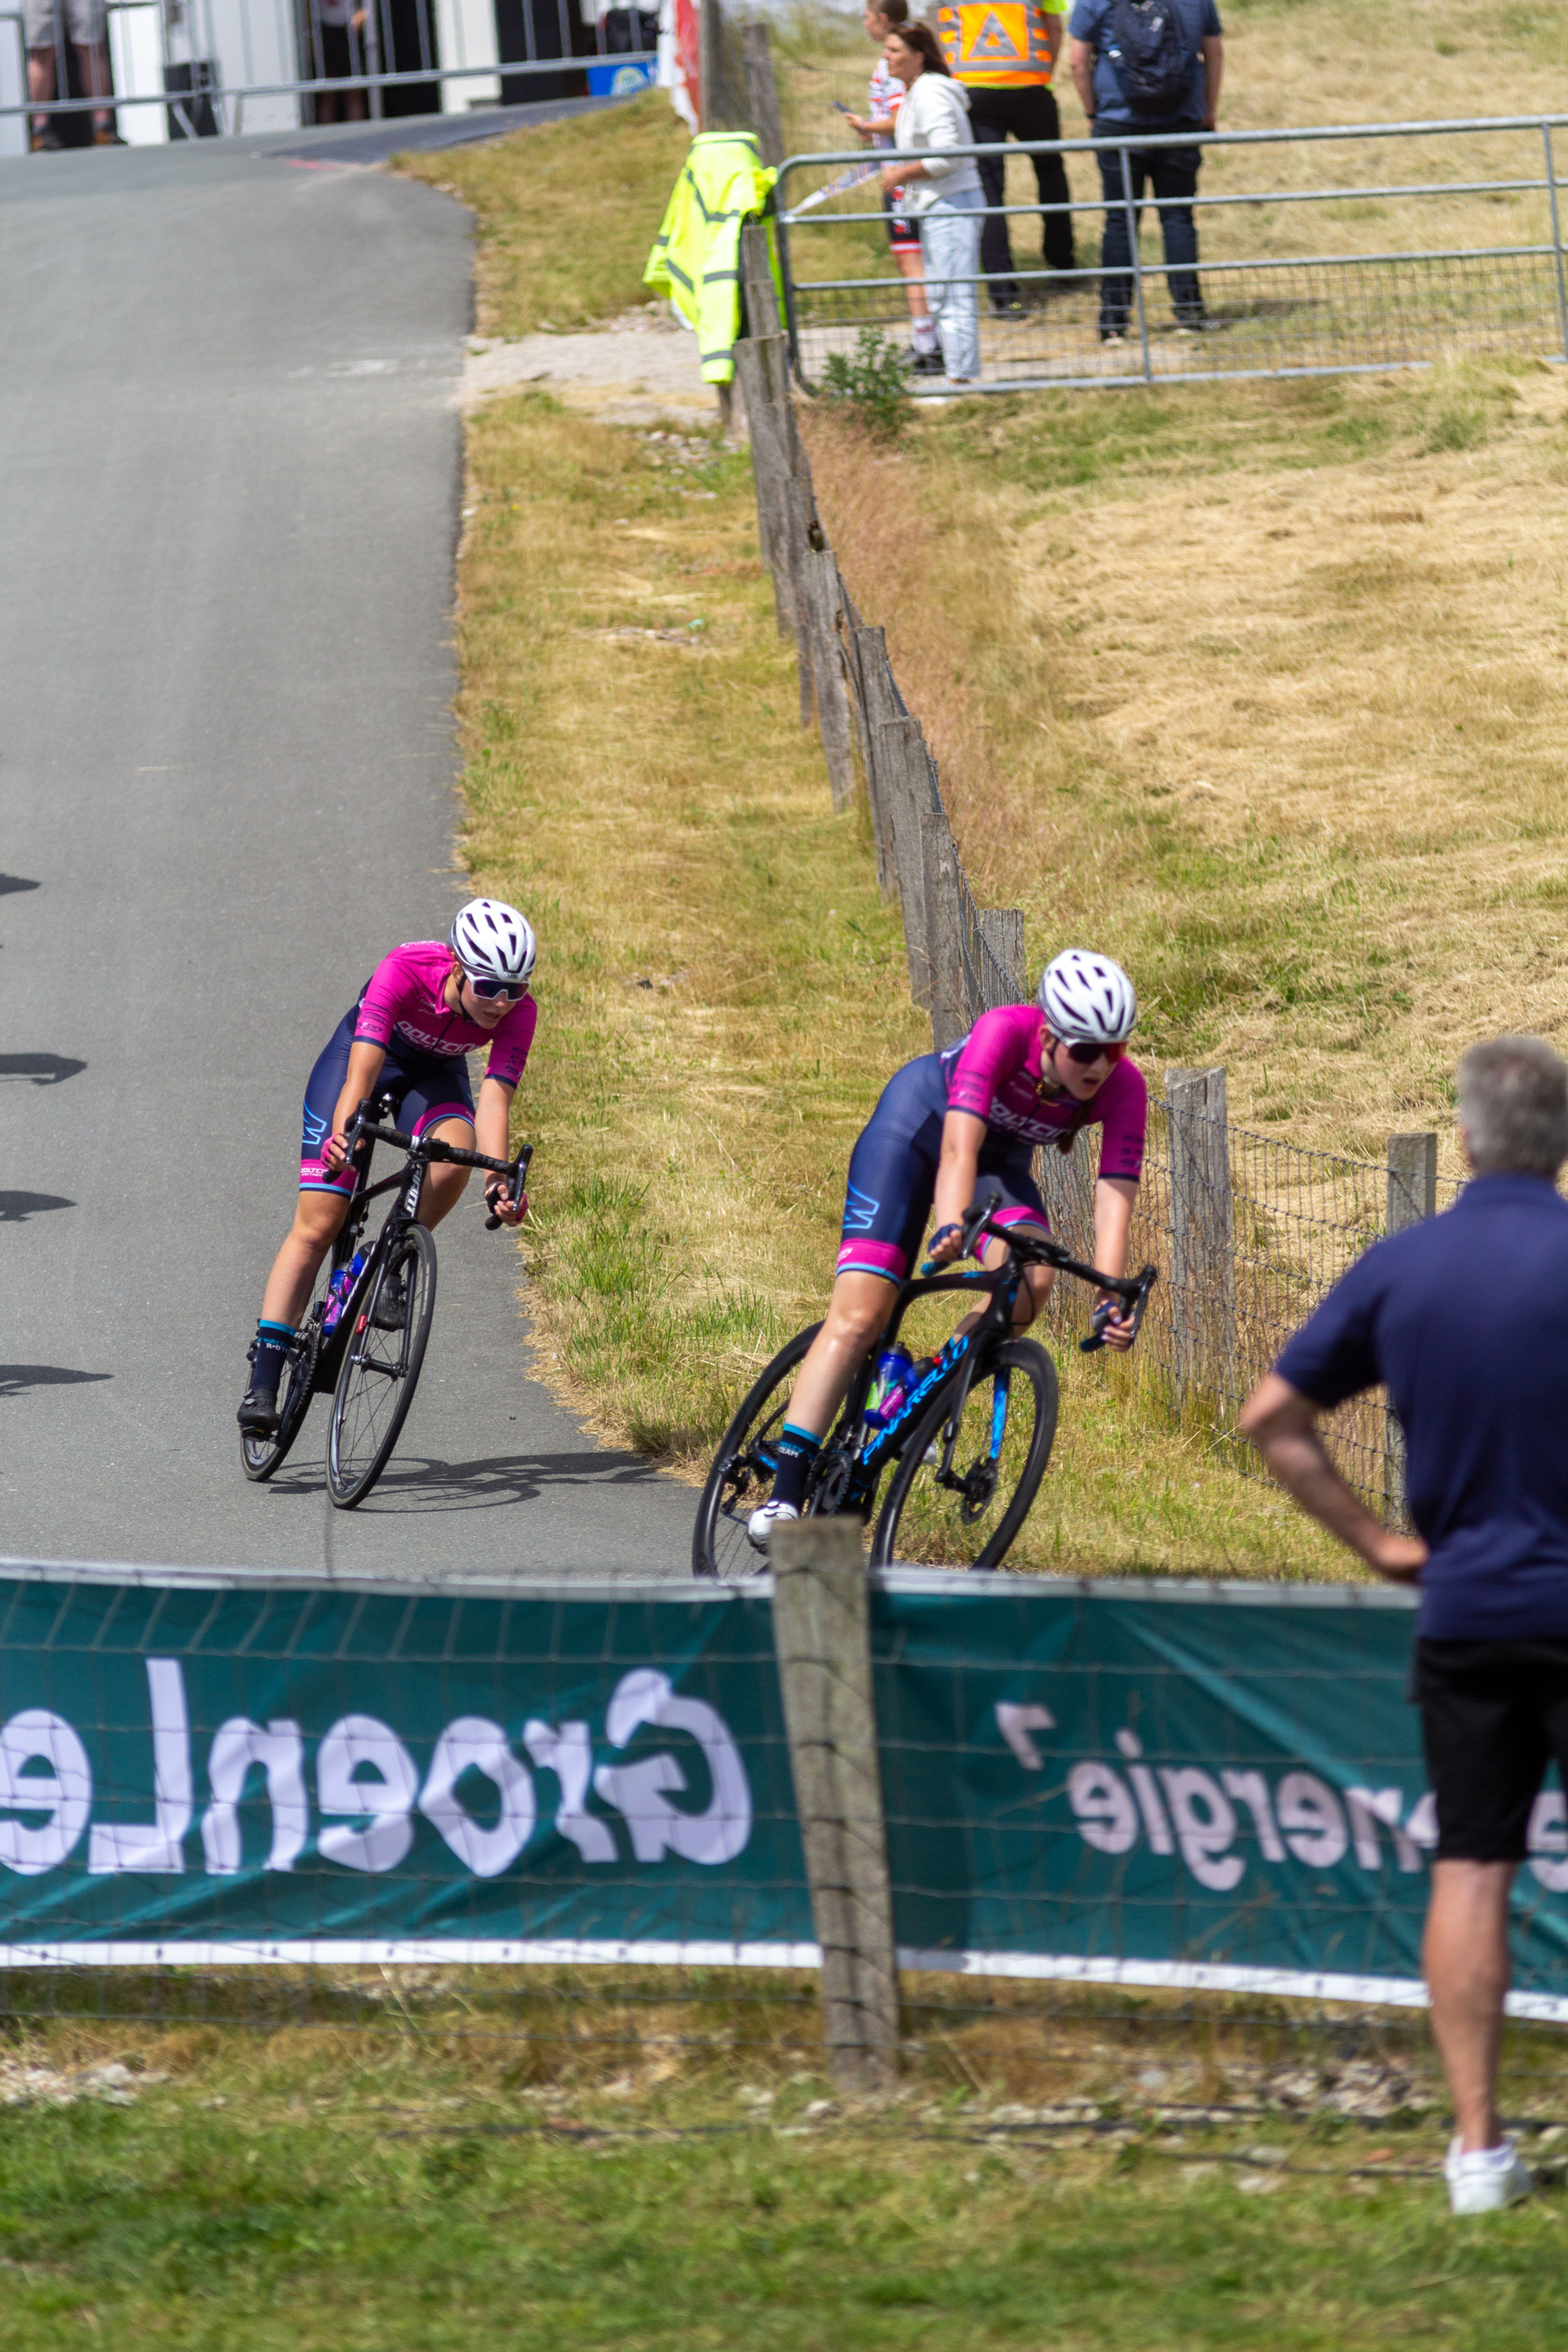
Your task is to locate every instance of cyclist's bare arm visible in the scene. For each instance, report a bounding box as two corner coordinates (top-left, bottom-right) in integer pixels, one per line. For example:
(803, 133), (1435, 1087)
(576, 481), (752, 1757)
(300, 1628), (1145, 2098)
(926, 1110), (988, 1264)
(1093, 1176), (1139, 1352)
(473, 1073), (526, 1226)
(325, 1040), (387, 1170)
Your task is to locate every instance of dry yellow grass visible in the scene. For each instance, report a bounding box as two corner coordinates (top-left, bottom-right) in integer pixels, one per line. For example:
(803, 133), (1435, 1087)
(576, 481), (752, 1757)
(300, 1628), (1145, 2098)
(811, 353), (1568, 1174)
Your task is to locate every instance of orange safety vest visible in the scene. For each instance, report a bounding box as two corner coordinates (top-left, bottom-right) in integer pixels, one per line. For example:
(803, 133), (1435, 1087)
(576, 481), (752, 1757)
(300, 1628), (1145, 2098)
(936, 0), (1062, 86)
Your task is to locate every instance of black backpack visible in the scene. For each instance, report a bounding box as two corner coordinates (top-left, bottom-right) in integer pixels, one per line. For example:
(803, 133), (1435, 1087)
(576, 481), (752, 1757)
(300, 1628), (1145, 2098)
(1106, 0), (1193, 115)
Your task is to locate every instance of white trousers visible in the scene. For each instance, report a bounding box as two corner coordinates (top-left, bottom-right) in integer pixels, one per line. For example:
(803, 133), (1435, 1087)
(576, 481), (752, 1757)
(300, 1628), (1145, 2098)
(917, 189), (983, 382)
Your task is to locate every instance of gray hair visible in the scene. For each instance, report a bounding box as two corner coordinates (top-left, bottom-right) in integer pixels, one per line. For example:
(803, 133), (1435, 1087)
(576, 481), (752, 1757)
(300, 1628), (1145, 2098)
(1457, 1034), (1568, 1178)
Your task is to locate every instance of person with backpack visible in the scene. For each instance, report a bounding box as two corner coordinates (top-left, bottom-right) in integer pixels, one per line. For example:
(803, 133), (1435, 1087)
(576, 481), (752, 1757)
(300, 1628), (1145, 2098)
(1067, 0), (1223, 343)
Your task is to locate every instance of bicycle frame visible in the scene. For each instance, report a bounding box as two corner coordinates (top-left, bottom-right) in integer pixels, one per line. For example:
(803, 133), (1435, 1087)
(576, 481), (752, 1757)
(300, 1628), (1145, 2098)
(813, 1196), (1157, 1512)
(309, 1099), (530, 1392)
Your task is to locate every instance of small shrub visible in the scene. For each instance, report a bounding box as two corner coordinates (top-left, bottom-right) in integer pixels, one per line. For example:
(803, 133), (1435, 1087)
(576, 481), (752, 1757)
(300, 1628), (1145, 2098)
(820, 328), (913, 440)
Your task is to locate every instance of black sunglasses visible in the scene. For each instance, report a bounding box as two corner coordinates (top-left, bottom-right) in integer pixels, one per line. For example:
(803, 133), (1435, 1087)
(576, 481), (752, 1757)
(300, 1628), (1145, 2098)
(1063, 1039), (1125, 1066)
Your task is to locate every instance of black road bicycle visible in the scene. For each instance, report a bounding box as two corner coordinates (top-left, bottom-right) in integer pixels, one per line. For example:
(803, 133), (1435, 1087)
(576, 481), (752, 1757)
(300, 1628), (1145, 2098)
(693, 1191), (1156, 1578)
(240, 1094), (530, 1509)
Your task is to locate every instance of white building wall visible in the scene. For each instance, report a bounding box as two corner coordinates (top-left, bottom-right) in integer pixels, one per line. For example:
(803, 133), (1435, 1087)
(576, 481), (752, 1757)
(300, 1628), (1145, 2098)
(0, 8), (27, 158)
(436, 0), (497, 110)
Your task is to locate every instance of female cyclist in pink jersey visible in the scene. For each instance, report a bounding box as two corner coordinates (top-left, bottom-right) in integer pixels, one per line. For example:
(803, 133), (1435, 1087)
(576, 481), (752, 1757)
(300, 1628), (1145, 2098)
(748, 947), (1145, 1546)
(238, 897), (536, 1436)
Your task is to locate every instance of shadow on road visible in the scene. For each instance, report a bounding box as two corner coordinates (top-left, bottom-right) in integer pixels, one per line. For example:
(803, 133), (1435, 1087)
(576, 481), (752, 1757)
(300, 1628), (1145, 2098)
(0, 1193), (74, 1222)
(0, 1054), (85, 1085)
(259, 1446), (684, 1515)
(0, 1365), (112, 1396)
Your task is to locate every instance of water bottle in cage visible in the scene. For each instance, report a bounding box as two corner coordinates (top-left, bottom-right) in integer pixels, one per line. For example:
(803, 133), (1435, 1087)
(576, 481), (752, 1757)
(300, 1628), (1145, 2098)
(862, 1344), (914, 1434)
(322, 1253), (366, 1335)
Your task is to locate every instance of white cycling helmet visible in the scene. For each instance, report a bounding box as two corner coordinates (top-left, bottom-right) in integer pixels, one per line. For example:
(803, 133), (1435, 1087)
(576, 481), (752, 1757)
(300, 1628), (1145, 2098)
(1038, 948), (1137, 1044)
(449, 897), (537, 987)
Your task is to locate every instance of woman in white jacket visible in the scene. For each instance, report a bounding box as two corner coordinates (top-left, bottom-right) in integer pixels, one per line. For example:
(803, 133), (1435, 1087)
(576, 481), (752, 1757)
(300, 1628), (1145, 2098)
(878, 20), (983, 385)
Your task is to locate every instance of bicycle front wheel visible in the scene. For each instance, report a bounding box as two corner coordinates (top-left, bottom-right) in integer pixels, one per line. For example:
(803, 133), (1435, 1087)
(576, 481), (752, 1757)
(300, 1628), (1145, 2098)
(692, 1323), (820, 1580)
(327, 1223), (437, 1509)
(871, 1338), (1058, 1570)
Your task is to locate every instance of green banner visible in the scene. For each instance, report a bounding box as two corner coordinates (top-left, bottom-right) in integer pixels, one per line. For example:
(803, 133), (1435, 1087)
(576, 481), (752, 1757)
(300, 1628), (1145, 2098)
(874, 1574), (1568, 2015)
(0, 1568), (810, 1963)
(5, 1563), (1564, 2014)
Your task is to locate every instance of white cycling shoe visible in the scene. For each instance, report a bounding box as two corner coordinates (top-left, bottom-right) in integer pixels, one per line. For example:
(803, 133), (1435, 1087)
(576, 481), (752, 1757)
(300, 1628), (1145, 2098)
(1445, 2136), (1534, 2216)
(746, 1499), (799, 1553)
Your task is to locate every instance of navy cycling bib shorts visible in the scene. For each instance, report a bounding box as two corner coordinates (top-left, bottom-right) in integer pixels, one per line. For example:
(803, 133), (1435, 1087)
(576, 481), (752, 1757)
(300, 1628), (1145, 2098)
(836, 1056), (1048, 1284)
(299, 1009), (475, 1195)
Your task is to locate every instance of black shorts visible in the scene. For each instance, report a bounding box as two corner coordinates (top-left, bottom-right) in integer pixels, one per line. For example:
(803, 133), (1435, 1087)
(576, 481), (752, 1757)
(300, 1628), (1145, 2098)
(1415, 1638), (1568, 1862)
(884, 196), (921, 253)
(317, 20), (355, 77)
(299, 1008), (475, 1195)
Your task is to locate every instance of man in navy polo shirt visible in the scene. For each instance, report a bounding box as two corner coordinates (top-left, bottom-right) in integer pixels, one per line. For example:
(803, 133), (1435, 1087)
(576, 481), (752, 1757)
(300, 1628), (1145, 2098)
(1242, 1035), (1568, 2219)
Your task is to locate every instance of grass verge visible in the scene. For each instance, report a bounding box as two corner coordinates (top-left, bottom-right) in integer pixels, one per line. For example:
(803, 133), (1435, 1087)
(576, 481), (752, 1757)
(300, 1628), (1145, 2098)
(395, 65), (1368, 1574)
(6, 1984), (1568, 2349)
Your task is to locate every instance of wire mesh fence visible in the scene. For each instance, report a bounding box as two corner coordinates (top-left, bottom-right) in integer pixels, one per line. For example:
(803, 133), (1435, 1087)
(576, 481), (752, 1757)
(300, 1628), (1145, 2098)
(773, 116), (1568, 395)
(1036, 1107), (1463, 1512)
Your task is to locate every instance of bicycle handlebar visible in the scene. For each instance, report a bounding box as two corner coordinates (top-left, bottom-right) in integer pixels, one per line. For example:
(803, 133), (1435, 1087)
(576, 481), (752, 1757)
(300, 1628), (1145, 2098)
(343, 1104), (532, 1228)
(933, 1187), (1159, 1345)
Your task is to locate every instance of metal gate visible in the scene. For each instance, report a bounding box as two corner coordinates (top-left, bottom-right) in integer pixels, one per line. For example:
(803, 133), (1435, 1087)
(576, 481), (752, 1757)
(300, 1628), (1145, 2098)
(775, 114), (1568, 395)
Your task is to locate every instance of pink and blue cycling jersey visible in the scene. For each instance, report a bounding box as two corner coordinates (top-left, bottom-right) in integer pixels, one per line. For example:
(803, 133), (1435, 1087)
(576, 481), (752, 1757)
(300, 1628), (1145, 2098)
(354, 941), (536, 1090)
(836, 1005), (1145, 1281)
(938, 1004), (1146, 1178)
(299, 941), (536, 1193)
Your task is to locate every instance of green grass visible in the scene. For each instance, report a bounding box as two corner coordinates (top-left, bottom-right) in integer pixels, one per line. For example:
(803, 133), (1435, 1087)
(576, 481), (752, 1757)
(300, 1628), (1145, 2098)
(395, 91), (691, 336)
(6, 2022), (1568, 2350)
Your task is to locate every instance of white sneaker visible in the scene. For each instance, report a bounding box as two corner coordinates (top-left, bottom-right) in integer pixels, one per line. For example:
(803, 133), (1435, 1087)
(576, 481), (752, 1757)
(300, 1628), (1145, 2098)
(746, 1498), (799, 1553)
(1444, 2136), (1534, 2216)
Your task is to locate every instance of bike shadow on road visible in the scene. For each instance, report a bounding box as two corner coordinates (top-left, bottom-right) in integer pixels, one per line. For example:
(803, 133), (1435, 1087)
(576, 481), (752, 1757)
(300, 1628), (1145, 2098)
(257, 1445), (687, 1514)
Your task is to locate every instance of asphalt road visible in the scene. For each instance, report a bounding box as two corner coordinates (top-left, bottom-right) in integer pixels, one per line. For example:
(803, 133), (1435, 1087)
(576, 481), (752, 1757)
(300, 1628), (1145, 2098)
(0, 127), (698, 1577)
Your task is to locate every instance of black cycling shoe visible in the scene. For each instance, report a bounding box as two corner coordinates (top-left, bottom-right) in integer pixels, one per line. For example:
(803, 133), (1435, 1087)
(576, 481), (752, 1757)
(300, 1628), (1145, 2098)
(237, 1384), (280, 1436)
(372, 1271), (408, 1329)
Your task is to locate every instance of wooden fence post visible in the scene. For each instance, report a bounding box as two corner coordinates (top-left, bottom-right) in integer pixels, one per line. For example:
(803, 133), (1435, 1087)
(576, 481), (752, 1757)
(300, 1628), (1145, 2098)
(977, 908), (1025, 1006)
(921, 812), (967, 1049)
(873, 717), (933, 1005)
(1164, 1067), (1234, 1409)
(770, 1515), (898, 2098)
(1384, 1131), (1437, 1523)
(853, 624), (898, 900)
(803, 546), (855, 812)
(740, 20), (784, 168)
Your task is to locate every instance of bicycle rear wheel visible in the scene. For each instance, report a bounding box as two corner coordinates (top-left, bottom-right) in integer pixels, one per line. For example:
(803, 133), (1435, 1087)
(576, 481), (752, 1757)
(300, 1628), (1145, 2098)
(870, 1338), (1058, 1569)
(692, 1323), (820, 1580)
(327, 1223), (437, 1509)
(240, 1257), (331, 1484)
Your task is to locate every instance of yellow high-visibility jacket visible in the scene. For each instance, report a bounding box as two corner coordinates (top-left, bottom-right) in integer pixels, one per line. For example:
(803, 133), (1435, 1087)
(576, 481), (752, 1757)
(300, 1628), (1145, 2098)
(644, 131), (778, 386)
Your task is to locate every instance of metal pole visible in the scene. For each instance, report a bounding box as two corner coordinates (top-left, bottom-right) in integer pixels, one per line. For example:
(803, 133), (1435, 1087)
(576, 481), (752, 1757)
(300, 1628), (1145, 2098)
(1544, 122), (1568, 364)
(1120, 142), (1152, 381)
(366, 0), (384, 116)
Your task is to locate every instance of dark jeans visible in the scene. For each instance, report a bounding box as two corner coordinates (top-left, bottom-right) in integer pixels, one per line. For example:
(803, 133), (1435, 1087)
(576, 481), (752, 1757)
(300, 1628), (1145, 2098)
(965, 83), (1075, 301)
(1093, 137), (1204, 332)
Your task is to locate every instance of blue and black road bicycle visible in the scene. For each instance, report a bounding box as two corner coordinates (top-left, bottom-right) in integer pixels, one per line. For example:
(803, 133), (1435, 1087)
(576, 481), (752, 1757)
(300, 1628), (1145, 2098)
(240, 1093), (529, 1509)
(693, 1191), (1156, 1577)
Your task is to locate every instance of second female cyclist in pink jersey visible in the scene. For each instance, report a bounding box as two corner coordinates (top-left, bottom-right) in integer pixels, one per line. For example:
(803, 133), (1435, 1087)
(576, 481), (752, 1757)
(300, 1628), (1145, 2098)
(748, 947), (1146, 1547)
(238, 897), (536, 1435)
